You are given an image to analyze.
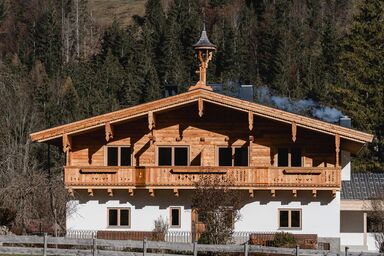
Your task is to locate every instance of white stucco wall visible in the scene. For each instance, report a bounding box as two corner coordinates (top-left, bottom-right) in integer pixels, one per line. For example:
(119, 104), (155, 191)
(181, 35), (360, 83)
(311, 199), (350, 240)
(67, 189), (340, 239)
(341, 150), (351, 181)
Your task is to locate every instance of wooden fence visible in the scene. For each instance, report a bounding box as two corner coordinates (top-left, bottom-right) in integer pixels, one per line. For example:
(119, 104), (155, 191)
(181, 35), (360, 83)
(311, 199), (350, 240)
(0, 234), (381, 256)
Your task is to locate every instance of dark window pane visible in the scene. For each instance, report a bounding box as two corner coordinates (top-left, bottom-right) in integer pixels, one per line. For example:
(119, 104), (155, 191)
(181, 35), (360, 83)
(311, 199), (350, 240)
(120, 209), (130, 226)
(197, 211), (206, 223)
(279, 210), (289, 228)
(108, 209), (118, 226)
(291, 149), (302, 167)
(219, 148), (232, 166)
(171, 208), (180, 226)
(291, 211), (301, 228)
(175, 147), (188, 166)
(159, 147), (172, 166)
(234, 148), (248, 166)
(278, 148), (289, 167)
(107, 147), (118, 166)
(120, 147), (131, 166)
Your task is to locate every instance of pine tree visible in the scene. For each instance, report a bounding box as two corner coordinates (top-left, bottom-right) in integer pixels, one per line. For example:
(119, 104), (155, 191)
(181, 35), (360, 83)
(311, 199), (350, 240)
(0, 0), (5, 24)
(333, 0), (384, 171)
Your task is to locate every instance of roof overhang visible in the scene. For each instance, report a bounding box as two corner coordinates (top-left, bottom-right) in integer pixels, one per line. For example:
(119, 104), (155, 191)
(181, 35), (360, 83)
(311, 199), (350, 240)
(30, 89), (374, 151)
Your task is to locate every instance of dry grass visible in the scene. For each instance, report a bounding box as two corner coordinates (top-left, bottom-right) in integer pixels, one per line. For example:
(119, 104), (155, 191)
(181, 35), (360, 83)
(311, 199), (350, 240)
(88, 0), (146, 28)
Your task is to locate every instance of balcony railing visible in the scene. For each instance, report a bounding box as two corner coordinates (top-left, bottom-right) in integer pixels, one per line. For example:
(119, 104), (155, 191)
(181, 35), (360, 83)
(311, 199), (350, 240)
(64, 166), (340, 189)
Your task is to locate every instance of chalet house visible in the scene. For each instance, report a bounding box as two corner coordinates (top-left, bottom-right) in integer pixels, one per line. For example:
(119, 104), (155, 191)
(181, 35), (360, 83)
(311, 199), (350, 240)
(30, 28), (374, 252)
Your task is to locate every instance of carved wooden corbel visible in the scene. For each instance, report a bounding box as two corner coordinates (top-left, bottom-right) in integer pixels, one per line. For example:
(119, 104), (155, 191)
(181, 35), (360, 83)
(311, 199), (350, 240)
(87, 188), (94, 197)
(249, 189), (254, 198)
(105, 122), (114, 142)
(312, 190), (317, 198)
(128, 188), (134, 196)
(335, 134), (340, 167)
(148, 111), (155, 130)
(63, 133), (72, 153)
(291, 122), (297, 142)
(149, 188), (155, 197)
(198, 98), (204, 117)
(107, 188), (113, 197)
(248, 111), (254, 131)
(173, 188), (179, 197)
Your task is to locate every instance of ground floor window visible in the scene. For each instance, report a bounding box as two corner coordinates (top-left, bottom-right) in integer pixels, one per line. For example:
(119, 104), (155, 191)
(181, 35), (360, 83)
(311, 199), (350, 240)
(170, 207), (181, 228)
(108, 208), (131, 228)
(279, 209), (301, 229)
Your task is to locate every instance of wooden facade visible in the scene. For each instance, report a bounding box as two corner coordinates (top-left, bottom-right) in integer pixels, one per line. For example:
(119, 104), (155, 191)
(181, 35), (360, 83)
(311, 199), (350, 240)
(30, 89), (373, 195)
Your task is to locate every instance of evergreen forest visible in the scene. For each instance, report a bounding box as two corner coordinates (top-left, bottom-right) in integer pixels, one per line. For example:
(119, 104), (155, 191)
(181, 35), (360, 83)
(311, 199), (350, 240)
(0, 0), (383, 232)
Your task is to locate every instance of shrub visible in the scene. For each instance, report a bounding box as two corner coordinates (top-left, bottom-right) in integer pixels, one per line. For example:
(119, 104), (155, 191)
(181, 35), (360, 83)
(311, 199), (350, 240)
(273, 232), (297, 248)
(152, 217), (168, 241)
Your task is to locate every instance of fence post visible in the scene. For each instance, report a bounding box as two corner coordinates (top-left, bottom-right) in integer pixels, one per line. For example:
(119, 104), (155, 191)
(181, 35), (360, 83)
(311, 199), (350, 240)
(143, 237), (148, 256)
(244, 241), (249, 256)
(43, 233), (47, 256)
(295, 244), (299, 256)
(92, 234), (97, 256)
(193, 241), (198, 256)
(345, 246), (349, 256)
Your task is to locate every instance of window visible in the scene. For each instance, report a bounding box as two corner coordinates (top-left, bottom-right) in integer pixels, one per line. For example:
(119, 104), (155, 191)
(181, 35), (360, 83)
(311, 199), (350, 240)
(279, 209), (301, 229)
(158, 146), (189, 166)
(277, 148), (302, 167)
(106, 146), (131, 166)
(108, 208), (131, 227)
(218, 147), (249, 166)
(170, 207), (181, 228)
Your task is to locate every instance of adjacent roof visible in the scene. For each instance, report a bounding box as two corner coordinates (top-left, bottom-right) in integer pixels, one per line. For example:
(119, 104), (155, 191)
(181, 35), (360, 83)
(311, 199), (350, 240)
(341, 172), (384, 200)
(30, 88), (373, 146)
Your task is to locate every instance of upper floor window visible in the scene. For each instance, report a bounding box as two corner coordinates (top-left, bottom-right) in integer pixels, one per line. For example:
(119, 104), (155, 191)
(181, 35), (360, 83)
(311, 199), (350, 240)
(158, 146), (189, 166)
(278, 148), (302, 167)
(218, 147), (249, 166)
(279, 209), (301, 229)
(108, 208), (131, 228)
(107, 146), (131, 166)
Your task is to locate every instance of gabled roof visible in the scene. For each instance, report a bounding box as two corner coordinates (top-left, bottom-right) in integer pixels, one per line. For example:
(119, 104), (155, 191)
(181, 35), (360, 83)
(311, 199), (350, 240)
(341, 172), (384, 200)
(30, 88), (373, 145)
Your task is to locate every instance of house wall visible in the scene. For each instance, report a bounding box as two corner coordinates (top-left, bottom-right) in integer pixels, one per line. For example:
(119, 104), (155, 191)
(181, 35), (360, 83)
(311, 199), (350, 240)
(67, 190), (340, 239)
(68, 103), (338, 168)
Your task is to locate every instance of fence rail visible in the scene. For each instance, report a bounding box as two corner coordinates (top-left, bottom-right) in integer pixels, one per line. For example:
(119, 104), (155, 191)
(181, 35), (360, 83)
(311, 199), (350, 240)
(0, 234), (381, 256)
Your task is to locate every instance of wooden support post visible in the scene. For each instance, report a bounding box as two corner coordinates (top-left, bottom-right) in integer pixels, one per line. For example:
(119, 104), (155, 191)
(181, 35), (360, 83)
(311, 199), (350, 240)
(248, 111), (253, 131)
(149, 188), (155, 197)
(107, 188), (113, 197)
(249, 189), (254, 198)
(292, 122), (297, 143)
(249, 135), (254, 142)
(244, 241), (249, 256)
(335, 134), (340, 167)
(128, 188), (134, 196)
(143, 237), (148, 256)
(292, 189), (297, 198)
(345, 246), (349, 256)
(105, 122), (114, 142)
(271, 189), (276, 198)
(295, 244), (299, 256)
(312, 190), (317, 198)
(173, 188), (179, 197)
(92, 234), (97, 256)
(198, 98), (204, 117)
(43, 233), (47, 256)
(88, 188), (94, 197)
(148, 111), (155, 130)
(193, 241), (198, 256)
(62, 133), (72, 153)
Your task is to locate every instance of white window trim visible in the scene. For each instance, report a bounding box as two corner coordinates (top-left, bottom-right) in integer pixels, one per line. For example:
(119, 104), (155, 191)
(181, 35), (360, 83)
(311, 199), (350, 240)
(170, 207), (181, 228)
(278, 208), (302, 230)
(107, 207), (131, 228)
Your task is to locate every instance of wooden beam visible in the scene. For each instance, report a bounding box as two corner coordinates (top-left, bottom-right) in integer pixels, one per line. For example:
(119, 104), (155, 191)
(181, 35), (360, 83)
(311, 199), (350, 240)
(271, 189), (276, 198)
(87, 188), (94, 197)
(292, 122), (297, 142)
(105, 122), (114, 142)
(149, 188), (155, 197)
(249, 189), (254, 198)
(62, 133), (72, 153)
(107, 188), (113, 197)
(335, 134), (340, 167)
(248, 111), (254, 131)
(198, 98), (204, 117)
(312, 189), (317, 198)
(148, 111), (155, 130)
(292, 189), (297, 198)
(128, 188), (134, 196)
(173, 188), (179, 197)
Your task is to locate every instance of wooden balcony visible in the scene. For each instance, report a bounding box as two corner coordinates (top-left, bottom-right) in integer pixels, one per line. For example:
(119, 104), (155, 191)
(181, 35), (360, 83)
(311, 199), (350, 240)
(64, 166), (341, 190)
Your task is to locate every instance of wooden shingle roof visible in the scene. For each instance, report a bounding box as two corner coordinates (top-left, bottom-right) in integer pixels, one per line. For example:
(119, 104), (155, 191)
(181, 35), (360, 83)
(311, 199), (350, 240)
(30, 88), (373, 145)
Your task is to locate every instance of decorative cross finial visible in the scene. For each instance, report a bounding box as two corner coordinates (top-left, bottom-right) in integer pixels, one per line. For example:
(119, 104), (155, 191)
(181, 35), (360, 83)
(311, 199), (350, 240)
(188, 25), (216, 91)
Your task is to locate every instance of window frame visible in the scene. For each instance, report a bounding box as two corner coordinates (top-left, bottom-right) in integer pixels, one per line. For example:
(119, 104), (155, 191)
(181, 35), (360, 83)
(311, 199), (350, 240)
(104, 146), (132, 167)
(276, 147), (304, 167)
(170, 207), (181, 228)
(107, 207), (131, 228)
(217, 146), (249, 167)
(278, 208), (302, 230)
(156, 146), (190, 166)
